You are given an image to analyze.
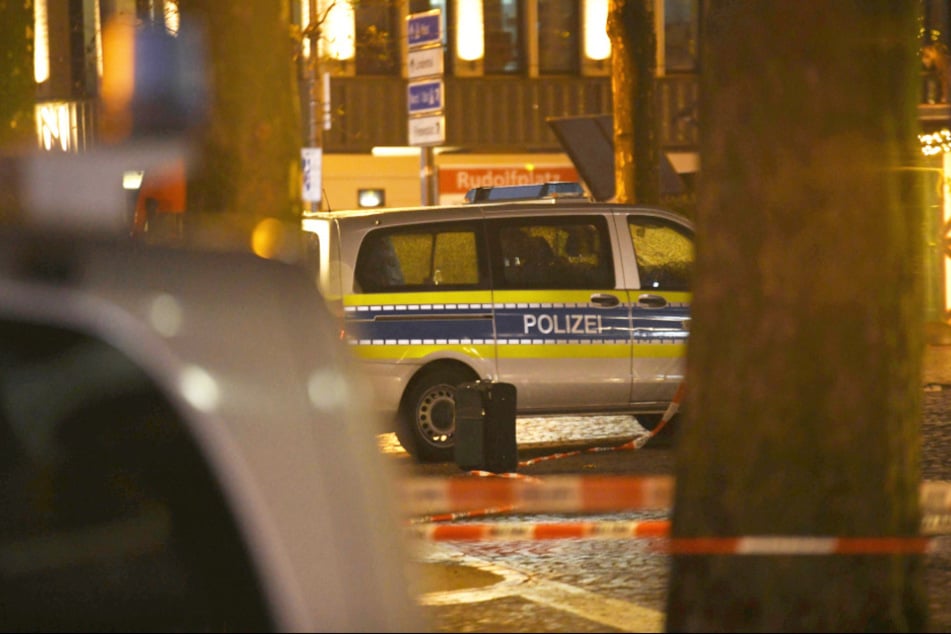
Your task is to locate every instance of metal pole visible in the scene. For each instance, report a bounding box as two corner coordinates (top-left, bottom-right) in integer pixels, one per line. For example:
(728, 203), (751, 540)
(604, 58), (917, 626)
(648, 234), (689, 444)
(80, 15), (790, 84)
(420, 146), (437, 206)
(429, 148), (439, 204)
(307, 0), (321, 213)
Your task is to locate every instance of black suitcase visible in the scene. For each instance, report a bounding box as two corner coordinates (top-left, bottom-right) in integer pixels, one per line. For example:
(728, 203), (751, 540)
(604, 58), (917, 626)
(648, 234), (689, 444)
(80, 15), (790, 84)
(454, 380), (518, 473)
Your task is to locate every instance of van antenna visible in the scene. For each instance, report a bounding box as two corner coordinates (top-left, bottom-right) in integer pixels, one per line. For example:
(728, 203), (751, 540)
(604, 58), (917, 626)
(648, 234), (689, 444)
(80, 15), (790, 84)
(323, 189), (332, 211)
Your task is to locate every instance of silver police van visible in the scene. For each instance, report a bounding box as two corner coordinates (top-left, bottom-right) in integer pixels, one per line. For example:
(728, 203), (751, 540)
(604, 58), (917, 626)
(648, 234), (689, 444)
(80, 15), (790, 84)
(302, 183), (694, 463)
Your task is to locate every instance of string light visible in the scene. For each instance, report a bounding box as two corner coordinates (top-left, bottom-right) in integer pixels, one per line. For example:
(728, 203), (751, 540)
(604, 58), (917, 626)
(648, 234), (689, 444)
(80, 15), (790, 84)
(919, 129), (951, 156)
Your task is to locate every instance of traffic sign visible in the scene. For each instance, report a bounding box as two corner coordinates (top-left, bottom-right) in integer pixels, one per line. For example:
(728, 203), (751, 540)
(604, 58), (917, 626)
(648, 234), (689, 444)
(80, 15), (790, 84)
(407, 10), (441, 49)
(406, 9), (445, 161)
(408, 114), (445, 146)
(301, 147), (322, 203)
(408, 47), (444, 79)
(407, 79), (444, 115)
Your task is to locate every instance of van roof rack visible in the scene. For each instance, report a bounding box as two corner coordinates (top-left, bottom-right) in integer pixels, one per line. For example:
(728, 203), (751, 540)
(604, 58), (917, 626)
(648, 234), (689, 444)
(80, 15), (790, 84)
(463, 181), (587, 203)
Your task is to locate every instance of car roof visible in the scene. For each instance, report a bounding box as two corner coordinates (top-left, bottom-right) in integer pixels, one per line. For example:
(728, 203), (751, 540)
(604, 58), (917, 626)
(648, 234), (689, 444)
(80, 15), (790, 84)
(303, 197), (694, 229)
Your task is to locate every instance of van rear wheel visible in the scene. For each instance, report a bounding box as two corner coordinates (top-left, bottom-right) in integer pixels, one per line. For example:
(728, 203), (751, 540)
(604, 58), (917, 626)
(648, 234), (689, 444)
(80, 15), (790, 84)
(396, 366), (476, 463)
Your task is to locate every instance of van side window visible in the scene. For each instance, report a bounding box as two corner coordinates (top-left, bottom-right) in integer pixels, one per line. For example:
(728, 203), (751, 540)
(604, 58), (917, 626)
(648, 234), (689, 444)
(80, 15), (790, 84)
(492, 217), (613, 289)
(355, 234), (404, 292)
(354, 223), (483, 293)
(628, 216), (694, 291)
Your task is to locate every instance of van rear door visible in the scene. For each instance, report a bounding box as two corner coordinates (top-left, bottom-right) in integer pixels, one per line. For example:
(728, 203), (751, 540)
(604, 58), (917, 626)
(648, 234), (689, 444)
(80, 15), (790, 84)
(613, 211), (693, 404)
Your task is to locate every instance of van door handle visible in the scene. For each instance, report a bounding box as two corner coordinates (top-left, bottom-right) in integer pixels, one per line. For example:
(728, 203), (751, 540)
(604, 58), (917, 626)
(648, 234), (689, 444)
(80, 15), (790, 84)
(637, 294), (668, 308)
(590, 293), (620, 308)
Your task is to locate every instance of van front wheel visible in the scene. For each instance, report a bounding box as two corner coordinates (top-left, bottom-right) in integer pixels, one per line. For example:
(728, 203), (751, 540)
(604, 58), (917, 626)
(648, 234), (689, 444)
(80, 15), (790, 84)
(396, 366), (476, 463)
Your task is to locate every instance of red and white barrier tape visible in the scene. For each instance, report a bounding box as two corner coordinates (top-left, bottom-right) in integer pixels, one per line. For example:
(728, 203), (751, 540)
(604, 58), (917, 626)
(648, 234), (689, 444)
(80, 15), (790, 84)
(402, 474), (675, 516)
(408, 518), (948, 551)
(402, 476), (951, 516)
(642, 380), (686, 442)
(517, 437), (642, 467)
(410, 505), (518, 524)
(661, 535), (938, 555)
(466, 470), (537, 480)
(409, 518), (670, 541)
(516, 380), (687, 468)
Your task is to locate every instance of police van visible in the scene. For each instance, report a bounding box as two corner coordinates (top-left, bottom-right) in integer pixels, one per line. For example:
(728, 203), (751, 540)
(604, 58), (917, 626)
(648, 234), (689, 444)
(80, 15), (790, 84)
(302, 182), (694, 463)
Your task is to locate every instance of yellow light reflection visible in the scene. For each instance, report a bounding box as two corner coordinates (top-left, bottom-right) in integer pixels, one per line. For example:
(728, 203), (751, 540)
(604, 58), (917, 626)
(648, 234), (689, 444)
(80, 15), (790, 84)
(251, 217), (289, 260)
(180, 365), (220, 413)
(123, 170), (145, 189)
(301, 0), (312, 58)
(148, 293), (184, 338)
(34, 0), (49, 83)
(456, 0), (484, 61)
(93, 0), (103, 78)
(584, 0), (611, 61)
(920, 129), (951, 156)
(35, 102), (76, 152)
(319, 0), (355, 61)
(944, 152), (951, 321)
(164, 0), (180, 36)
(100, 15), (136, 141)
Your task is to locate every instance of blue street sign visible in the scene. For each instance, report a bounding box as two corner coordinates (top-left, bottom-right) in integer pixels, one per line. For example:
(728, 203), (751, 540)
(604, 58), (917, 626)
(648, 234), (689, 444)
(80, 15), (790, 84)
(407, 11), (441, 49)
(407, 79), (444, 115)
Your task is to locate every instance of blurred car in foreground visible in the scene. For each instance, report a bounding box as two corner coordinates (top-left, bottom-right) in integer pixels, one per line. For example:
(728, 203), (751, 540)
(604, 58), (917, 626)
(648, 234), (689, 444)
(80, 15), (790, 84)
(0, 225), (425, 632)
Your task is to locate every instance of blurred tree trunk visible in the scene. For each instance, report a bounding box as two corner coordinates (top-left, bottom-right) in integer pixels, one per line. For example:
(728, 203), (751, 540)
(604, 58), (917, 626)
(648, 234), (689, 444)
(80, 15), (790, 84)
(0, 0), (34, 221)
(607, 0), (658, 204)
(178, 1), (302, 245)
(0, 0), (34, 151)
(666, 2), (928, 631)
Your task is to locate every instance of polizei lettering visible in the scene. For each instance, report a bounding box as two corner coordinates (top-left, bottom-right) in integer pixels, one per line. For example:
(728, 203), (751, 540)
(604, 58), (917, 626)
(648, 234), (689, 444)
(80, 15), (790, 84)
(523, 314), (603, 335)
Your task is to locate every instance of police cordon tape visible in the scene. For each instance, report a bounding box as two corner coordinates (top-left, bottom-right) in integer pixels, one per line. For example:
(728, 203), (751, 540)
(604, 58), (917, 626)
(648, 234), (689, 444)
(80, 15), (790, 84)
(498, 379), (684, 469)
(660, 535), (940, 554)
(409, 518), (670, 541)
(402, 474), (675, 516)
(402, 379), (951, 546)
(403, 474), (951, 546)
(402, 474), (951, 518)
(407, 519), (947, 552)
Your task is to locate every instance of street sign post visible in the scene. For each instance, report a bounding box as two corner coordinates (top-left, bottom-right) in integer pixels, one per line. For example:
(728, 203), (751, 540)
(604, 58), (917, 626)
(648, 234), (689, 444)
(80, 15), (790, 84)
(408, 115), (446, 146)
(408, 47), (444, 79)
(406, 9), (445, 204)
(407, 10), (442, 48)
(301, 147), (322, 203)
(407, 79), (444, 115)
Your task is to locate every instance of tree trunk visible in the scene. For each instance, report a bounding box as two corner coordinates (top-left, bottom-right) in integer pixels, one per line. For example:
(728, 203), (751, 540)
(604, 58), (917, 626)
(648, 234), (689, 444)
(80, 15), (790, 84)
(0, 0), (34, 152)
(666, 2), (927, 631)
(607, 0), (658, 204)
(179, 1), (302, 244)
(0, 0), (34, 222)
